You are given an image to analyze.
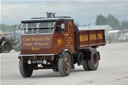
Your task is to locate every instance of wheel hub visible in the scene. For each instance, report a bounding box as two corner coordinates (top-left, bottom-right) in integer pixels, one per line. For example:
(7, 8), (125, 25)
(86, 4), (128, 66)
(64, 57), (70, 72)
(93, 54), (98, 65)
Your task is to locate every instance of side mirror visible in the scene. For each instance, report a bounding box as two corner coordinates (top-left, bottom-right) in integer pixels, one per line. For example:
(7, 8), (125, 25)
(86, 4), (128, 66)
(61, 24), (65, 30)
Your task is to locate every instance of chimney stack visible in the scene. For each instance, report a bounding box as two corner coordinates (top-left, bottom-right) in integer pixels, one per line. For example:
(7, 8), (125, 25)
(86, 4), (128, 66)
(46, 12), (55, 18)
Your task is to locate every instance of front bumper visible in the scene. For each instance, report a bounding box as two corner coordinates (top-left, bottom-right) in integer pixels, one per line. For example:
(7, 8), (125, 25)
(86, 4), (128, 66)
(18, 53), (56, 69)
(18, 53), (55, 61)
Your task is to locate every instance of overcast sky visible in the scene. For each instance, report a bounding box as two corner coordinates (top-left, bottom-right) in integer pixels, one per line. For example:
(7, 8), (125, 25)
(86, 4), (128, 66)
(1, 0), (128, 25)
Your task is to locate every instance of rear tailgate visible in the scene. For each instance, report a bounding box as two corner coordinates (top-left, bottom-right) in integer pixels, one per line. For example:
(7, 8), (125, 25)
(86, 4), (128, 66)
(79, 29), (105, 48)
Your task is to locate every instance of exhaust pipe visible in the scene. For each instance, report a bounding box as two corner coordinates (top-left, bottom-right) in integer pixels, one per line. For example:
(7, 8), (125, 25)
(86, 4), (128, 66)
(46, 12), (55, 18)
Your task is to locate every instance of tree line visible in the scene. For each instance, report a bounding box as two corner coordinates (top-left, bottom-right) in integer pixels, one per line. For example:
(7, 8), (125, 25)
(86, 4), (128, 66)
(96, 14), (128, 30)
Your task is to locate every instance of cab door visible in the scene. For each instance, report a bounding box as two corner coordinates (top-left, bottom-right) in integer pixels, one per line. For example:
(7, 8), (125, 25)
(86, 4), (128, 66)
(64, 21), (75, 53)
(54, 21), (75, 55)
(54, 21), (65, 55)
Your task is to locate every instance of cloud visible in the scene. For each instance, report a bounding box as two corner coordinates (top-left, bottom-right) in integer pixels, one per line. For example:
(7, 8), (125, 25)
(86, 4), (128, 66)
(1, 1), (128, 25)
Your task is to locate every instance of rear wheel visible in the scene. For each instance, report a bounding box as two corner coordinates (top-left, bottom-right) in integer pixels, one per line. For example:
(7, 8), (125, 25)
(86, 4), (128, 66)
(19, 57), (33, 77)
(83, 49), (99, 71)
(83, 58), (89, 71)
(58, 52), (71, 77)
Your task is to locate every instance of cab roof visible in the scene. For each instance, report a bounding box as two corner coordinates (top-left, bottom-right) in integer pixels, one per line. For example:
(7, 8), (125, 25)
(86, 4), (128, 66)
(21, 17), (73, 23)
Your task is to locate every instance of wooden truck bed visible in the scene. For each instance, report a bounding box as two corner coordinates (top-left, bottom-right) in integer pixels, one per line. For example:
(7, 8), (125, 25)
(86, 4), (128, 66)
(78, 29), (105, 49)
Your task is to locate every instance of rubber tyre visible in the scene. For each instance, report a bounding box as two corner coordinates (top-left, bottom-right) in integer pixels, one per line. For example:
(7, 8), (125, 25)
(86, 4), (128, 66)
(83, 51), (91, 71)
(2, 41), (11, 53)
(19, 57), (33, 77)
(58, 52), (71, 77)
(83, 49), (99, 71)
(83, 59), (90, 71)
(77, 52), (84, 66)
(87, 49), (99, 70)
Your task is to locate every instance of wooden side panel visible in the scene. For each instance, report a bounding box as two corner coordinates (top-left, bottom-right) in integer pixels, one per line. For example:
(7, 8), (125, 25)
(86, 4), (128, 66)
(89, 31), (97, 44)
(79, 30), (105, 48)
(79, 31), (89, 46)
(96, 30), (105, 44)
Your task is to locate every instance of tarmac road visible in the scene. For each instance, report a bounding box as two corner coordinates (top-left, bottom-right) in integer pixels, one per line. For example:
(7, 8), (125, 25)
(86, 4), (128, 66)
(0, 42), (128, 85)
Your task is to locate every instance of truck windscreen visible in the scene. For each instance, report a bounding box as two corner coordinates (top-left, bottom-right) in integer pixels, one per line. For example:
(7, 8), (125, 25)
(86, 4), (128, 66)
(22, 22), (55, 34)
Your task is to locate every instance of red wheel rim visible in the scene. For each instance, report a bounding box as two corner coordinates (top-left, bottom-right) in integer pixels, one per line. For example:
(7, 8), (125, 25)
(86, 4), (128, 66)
(64, 57), (70, 72)
(93, 54), (98, 65)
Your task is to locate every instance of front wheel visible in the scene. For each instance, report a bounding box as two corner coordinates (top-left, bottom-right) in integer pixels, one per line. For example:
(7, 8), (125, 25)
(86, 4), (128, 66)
(58, 52), (71, 77)
(19, 57), (33, 77)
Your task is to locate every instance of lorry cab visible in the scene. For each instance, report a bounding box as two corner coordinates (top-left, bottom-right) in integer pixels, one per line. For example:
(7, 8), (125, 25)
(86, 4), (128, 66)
(21, 17), (75, 55)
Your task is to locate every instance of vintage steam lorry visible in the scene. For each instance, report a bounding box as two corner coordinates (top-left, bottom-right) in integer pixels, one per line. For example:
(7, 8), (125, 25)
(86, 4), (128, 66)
(18, 13), (105, 77)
